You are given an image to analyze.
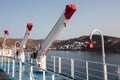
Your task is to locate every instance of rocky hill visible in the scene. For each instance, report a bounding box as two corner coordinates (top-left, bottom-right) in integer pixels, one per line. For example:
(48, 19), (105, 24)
(52, 35), (120, 52)
(0, 35), (120, 52)
(0, 37), (43, 49)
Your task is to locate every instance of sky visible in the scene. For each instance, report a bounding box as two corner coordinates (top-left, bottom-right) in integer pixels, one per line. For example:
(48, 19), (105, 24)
(0, 0), (120, 40)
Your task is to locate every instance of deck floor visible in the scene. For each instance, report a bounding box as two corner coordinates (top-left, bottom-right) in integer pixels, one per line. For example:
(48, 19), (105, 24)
(0, 69), (11, 80)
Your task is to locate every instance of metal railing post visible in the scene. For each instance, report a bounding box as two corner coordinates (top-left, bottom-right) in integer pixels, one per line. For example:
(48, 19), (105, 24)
(71, 58), (74, 78)
(28, 52), (29, 62)
(30, 59), (34, 80)
(2, 48), (4, 69)
(52, 74), (55, 80)
(86, 61), (89, 80)
(12, 58), (15, 77)
(117, 66), (120, 80)
(104, 63), (107, 80)
(42, 71), (45, 80)
(19, 59), (22, 80)
(53, 57), (56, 72)
(1, 55), (3, 69)
(4, 56), (6, 71)
(7, 57), (10, 74)
(58, 57), (61, 73)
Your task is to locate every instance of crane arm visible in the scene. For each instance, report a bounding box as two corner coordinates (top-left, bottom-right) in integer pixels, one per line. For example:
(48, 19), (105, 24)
(2, 30), (9, 48)
(18, 23), (33, 55)
(37, 4), (76, 56)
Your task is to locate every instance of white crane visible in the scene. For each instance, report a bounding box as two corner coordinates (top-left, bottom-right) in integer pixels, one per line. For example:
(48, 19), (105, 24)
(2, 30), (9, 68)
(17, 23), (33, 62)
(2, 30), (9, 49)
(35, 4), (76, 70)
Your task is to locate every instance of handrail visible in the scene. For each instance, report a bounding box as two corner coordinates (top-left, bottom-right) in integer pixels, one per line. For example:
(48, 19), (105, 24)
(48, 56), (120, 80)
(1, 55), (120, 80)
(0, 56), (73, 80)
(23, 62), (73, 80)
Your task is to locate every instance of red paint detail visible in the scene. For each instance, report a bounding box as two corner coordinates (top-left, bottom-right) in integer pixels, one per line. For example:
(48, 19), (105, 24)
(64, 4), (76, 19)
(88, 39), (93, 48)
(27, 23), (33, 31)
(4, 30), (9, 35)
(38, 64), (40, 68)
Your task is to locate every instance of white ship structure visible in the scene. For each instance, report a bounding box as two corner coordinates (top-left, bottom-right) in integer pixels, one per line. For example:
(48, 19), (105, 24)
(0, 4), (120, 80)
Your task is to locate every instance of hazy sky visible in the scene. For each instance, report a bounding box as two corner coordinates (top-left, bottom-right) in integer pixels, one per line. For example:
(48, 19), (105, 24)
(0, 0), (120, 40)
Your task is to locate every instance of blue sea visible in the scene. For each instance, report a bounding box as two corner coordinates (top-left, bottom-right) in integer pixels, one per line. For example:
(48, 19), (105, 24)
(46, 50), (120, 80)
(47, 50), (120, 65)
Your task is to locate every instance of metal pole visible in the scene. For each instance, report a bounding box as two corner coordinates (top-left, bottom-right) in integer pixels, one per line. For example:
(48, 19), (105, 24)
(90, 29), (108, 80)
(2, 30), (9, 71)
(117, 66), (120, 80)
(36, 4), (76, 70)
(30, 59), (34, 80)
(101, 33), (108, 80)
(53, 57), (56, 72)
(12, 58), (15, 77)
(19, 59), (22, 80)
(52, 74), (55, 80)
(86, 61), (89, 80)
(1, 55), (3, 69)
(30, 59), (32, 80)
(7, 58), (10, 74)
(71, 58), (74, 78)
(2, 48), (4, 69)
(58, 57), (61, 73)
(28, 52), (29, 62)
(4, 56), (6, 71)
(42, 71), (45, 80)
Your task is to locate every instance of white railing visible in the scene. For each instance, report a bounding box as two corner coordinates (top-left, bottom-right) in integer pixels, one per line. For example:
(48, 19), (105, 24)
(46, 56), (120, 80)
(0, 56), (73, 80)
(1, 54), (120, 80)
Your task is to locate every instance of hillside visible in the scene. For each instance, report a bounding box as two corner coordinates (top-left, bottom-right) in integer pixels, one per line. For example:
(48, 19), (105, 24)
(0, 37), (43, 49)
(0, 35), (120, 52)
(53, 35), (120, 52)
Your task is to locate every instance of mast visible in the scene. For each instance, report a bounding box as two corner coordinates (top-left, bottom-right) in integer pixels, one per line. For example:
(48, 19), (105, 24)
(18, 23), (33, 62)
(36, 4), (76, 70)
(38, 4), (76, 56)
(2, 30), (9, 48)
(2, 30), (9, 68)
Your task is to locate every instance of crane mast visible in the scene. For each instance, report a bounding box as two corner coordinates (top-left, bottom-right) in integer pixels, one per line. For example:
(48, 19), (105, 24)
(36, 4), (76, 70)
(2, 30), (9, 48)
(1, 30), (9, 67)
(18, 23), (33, 62)
(38, 4), (76, 56)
